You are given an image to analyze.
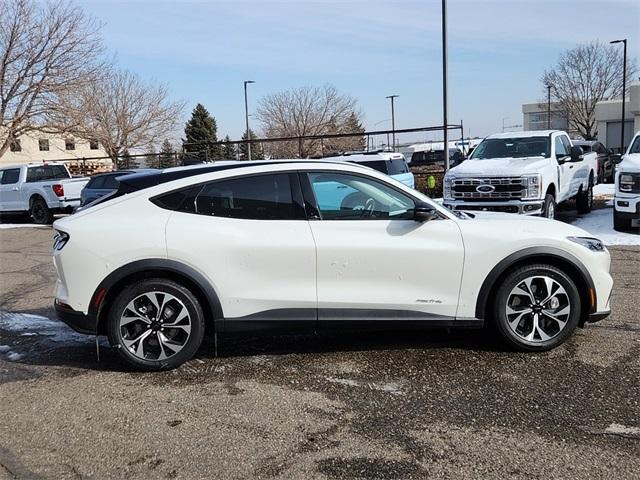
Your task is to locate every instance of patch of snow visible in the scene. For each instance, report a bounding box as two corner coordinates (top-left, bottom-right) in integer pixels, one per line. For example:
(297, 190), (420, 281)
(0, 223), (49, 229)
(0, 345), (10, 352)
(605, 423), (640, 437)
(6, 352), (24, 361)
(325, 376), (405, 395)
(593, 183), (615, 198)
(0, 311), (89, 344)
(570, 204), (640, 246)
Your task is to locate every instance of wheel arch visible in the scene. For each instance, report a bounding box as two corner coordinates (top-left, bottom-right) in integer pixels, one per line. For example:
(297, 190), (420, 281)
(475, 247), (596, 326)
(545, 182), (556, 198)
(90, 259), (224, 335)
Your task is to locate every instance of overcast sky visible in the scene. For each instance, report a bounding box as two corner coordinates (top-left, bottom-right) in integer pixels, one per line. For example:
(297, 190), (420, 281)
(83, 0), (640, 144)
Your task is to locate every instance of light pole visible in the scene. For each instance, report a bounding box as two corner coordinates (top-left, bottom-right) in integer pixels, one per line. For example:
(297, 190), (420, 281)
(244, 80), (255, 160)
(546, 83), (552, 129)
(441, 0), (449, 171)
(502, 117), (508, 133)
(385, 95), (399, 151)
(610, 39), (627, 152)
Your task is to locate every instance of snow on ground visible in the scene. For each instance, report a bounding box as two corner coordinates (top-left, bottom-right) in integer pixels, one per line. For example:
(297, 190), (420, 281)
(570, 201), (640, 246)
(0, 223), (49, 229)
(593, 183), (615, 198)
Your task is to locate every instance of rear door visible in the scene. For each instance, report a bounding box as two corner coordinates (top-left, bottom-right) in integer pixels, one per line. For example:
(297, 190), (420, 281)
(0, 168), (23, 211)
(164, 172), (317, 332)
(302, 170), (464, 329)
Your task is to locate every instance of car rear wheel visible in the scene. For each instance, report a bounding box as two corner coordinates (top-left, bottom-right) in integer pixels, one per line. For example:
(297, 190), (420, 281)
(107, 278), (205, 371)
(493, 264), (581, 351)
(576, 182), (593, 214)
(30, 197), (54, 224)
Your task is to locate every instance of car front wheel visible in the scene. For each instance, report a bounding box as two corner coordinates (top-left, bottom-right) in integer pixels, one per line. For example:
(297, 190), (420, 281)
(107, 278), (205, 371)
(493, 264), (581, 351)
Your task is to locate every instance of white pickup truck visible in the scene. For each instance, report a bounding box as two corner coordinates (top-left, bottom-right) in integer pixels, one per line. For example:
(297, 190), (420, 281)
(0, 163), (89, 224)
(443, 130), (598, 219)
(613, 131), (640, 231)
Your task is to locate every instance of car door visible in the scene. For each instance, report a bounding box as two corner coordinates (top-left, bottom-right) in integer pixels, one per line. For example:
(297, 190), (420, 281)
(554, 135), (574, 201)
(302, 170), (465, 330)
(164, 171), (317, 333)
(0, 168), (22, 211)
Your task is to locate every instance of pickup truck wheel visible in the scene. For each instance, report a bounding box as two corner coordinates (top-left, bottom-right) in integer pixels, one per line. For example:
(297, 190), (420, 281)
(576, 183), (593, 214)
(613, 210), (632, 231)
(493, 264), (581, 351)
(541, 194), (556, 219)
(30, 197), (54, 224)
(107, 278), (205, 371)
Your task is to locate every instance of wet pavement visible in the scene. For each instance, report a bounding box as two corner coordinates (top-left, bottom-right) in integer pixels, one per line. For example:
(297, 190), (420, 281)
(0, 226), (639, 479)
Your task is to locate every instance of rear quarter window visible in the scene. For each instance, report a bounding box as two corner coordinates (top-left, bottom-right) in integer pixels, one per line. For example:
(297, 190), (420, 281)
(386, 159), (409, 175)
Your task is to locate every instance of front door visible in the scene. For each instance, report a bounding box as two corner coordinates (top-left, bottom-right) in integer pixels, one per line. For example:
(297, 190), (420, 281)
(0, 168), (22, 211)
(302, 170), (465, 329)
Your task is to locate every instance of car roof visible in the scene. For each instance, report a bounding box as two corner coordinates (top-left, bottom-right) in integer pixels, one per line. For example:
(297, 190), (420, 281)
(323, 151), (406, 162)
(0, 162), (67, 170)
(91, 168), (156, 178)
(571, 140), (596, 146)
(486, 130), (558, 139)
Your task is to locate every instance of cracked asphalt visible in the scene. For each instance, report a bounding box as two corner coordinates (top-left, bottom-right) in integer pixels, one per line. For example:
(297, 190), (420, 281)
(0, 226), (639, 479)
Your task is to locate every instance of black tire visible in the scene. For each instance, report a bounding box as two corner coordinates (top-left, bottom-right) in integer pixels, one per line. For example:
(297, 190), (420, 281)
(107, 278), (205, 371)
(493, 264), (581, 352)
(613, 210), (632, 232)
(541, 194), (556, 219)
(30, 197), (54, 224)
(576, 181), (593, 214)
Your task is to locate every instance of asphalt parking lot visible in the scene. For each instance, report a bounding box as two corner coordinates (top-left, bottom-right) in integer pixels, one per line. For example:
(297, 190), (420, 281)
(0, 223), (639, 479)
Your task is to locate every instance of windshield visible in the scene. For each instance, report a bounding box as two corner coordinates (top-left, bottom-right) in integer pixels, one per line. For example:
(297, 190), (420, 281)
(470, 137), (550, 159)
(629, 136), (640, 154)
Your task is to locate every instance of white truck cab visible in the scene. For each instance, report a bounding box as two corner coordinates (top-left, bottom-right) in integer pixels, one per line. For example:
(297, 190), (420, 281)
(443, 130), (598, 219)
(613, 131), (640, 231)
(0, 162), (89, 224)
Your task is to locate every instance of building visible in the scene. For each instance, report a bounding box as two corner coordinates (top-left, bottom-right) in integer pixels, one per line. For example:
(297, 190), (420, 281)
(594, 83), (639, 152)
(0, 130), (109, 166)
(522, 102), (570, 132)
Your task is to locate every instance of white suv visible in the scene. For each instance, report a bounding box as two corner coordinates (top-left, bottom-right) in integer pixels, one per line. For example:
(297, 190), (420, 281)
(53, 160), (613, 370)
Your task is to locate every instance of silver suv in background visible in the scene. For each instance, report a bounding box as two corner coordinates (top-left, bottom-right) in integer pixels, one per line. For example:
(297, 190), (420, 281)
(322, 151), (415, 188)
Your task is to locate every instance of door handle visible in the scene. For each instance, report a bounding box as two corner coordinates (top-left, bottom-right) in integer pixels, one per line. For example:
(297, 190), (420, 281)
(12, 187), (19, 191)
(569, 165), (574, 169)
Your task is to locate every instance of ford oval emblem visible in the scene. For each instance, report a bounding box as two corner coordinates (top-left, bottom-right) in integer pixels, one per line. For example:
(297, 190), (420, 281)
(476, 184), (495, 193)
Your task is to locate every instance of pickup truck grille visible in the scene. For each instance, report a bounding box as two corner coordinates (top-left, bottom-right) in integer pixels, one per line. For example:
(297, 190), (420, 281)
(451, 177), (526, 200)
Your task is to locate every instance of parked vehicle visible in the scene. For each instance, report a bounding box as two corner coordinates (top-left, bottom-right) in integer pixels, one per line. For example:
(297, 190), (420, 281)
(443, 131), (599, 219)
(0, 163), (89, 224)
(410, 148), (464, 168)
(52, 160), (612, 370)
(613, 131), (640, 231)
(572, 140), (615, 183)
(323, 151), (415, 188)
(81, 169), (156, 206)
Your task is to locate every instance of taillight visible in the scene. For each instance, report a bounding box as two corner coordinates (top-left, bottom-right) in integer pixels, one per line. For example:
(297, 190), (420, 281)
(53, 231), (69, 251)
(52, 184), (64, 197)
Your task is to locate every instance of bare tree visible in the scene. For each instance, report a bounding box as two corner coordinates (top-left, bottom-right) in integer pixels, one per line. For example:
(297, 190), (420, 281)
(256, 85), (361, 158)
(0, 0), (104, 157)
(542, 41), (637, 139)
(55, 69), (184, 165)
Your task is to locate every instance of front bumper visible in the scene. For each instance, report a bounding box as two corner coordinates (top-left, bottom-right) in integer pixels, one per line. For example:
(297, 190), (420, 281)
(587, 310), (611, 323)
(614, 194), (640, 225)
(54, 300), (96, 335)
(443, 199), (543, 215)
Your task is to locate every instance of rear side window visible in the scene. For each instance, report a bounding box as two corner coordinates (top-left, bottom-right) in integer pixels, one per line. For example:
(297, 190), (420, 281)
(386, 159), (408, 175)
(0, 168), (20, 185)
(26, 165), (69, 182)
(195, 174), (296, 220)
(102, 173), (124, 189)
(357, 160), (388, 174)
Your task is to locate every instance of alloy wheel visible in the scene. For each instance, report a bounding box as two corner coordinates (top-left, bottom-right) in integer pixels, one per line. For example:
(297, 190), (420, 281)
(505, 275), (571, 343)
(119, 291), (192, 361)
(546, 202), (555, 219)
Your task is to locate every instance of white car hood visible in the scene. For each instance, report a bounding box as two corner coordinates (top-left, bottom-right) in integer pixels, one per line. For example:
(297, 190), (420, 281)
(448, 157), (548, 177)
(620, 153), (640, 173)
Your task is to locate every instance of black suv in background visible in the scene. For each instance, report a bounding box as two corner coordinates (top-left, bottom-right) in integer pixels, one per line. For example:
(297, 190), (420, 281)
(572, 140), (615, 183)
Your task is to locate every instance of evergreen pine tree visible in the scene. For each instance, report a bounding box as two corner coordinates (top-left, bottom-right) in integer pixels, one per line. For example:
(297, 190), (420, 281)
(222, 135), (236, 159)
(159, 140), (176, 168)
(117, 149), (138, 169)
(343, 112), (366, 151)
(183, 104), (222, 160)
(239, 128), (263, 160)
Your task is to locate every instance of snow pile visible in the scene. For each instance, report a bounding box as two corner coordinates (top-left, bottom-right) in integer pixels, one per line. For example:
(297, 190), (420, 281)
(593, 183), (615, 198)
(571, 202), (640, 246)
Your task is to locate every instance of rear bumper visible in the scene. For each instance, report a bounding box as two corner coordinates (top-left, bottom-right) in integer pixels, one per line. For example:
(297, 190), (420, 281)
(444, 199), (543, 215)
(54, 300), (96, 335)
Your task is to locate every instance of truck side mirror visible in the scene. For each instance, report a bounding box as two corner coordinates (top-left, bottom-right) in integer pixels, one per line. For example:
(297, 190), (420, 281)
(569, 146), (582, 162)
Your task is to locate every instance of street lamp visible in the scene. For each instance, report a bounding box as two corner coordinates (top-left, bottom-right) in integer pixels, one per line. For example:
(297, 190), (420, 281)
(610, 39), (627, 153)
(546, 83), (552, 129)
(502, 117), (508, 133)
(441, 0), (449, 170)
(244, 80), (255, 160)
(385, 95), (399, 151)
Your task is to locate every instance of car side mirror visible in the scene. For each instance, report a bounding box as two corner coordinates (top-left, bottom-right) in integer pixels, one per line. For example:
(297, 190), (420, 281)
(414, 203), (439, 222)
(570, 145), (583, 162)
(612, 154), (623, 165)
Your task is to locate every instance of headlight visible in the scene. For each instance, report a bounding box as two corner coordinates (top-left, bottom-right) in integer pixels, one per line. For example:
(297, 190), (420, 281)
(567, 236), (605, 252)
(523, 174), (541, 200)
(443, 176), (453, 199)
(53, 231), (69, 251)
(619, 173), (635, 192)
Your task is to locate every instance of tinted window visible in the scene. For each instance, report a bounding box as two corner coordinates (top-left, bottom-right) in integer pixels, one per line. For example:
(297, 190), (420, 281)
(309, 172), (414, 220)
(103, 173), (126, 189)
(86, 175), (107, 189)
(26, 165), (69, 182)
(153, 186), (201, 213)
(357, 160), (388, 174)
(386, 159), (408, 175)
(472, 137), (550, 159)
(554, 136), (568, 157)
(0, 168), (20, 185)
(578, 144), (592, 153)
(195, 174), (296, 220)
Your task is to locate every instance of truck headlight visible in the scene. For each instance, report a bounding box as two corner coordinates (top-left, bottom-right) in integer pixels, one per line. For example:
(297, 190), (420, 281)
(523, 174), (541, 200)
(443, 176), (453, 199)
(619, 173), (635, 192)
